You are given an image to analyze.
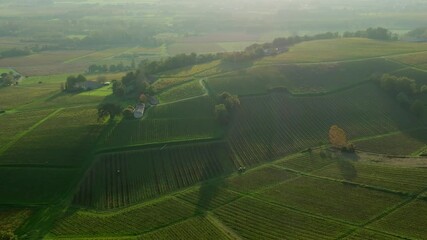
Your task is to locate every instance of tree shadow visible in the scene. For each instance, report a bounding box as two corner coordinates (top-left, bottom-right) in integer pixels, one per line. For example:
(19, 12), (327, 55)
(336, 156), (358, 181)
(194, 177), (226, 216)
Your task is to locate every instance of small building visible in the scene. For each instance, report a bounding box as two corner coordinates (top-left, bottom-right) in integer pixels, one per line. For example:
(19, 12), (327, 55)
(134, 103), (145, 119)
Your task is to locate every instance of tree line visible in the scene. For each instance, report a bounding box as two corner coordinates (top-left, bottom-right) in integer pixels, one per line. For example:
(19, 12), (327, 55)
(373, 73), (427, 118)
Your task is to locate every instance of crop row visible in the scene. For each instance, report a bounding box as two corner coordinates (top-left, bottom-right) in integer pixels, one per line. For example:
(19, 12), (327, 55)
(213, 197), (351, 239)
(314, 161), (427, 194)
(50, 198), (196, 237)
(73, 142), (236, 209)
(137, 216), (228, 240)
(176, 186), (241, 210)
(103, 118), (221, 148)
(260, 176), (406, 224)
(228, 84), (419, 166)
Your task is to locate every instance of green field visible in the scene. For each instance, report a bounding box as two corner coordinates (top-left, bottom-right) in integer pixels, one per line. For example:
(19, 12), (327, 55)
(208, 58), (404, 95)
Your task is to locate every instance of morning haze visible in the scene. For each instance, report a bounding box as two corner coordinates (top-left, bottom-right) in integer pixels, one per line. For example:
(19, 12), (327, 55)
(1, 0), (427, 239)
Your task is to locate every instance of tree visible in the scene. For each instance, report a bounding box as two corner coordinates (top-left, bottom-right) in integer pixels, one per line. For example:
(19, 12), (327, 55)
(97, 103), (122, 121)
(219, 92), (240, 112)
(329, 125), (347, 148)
(329, 125), (355, 152)
(421, 85), (427, 94)
(65, 74), (86, 92)
(112, 80), (125, 97)
(123, 106), (135, 119)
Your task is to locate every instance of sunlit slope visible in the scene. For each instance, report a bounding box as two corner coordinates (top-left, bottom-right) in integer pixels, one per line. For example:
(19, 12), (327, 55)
(257, 38), (427, 64)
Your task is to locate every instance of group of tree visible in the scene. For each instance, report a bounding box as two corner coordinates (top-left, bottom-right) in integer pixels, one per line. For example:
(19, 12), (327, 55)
(140, 53), (218, 75)
(63, 74), (87, 92)
(214, 92), (240, 125)
(112, 70), (153, 98)
(87, 62), (134, 74)
(343, 27), (397, 41)
(97, 102), (122, 121)
(373, 73), (427, 118)
(0, 48), (31, 58)
(0, 72), (20, 87)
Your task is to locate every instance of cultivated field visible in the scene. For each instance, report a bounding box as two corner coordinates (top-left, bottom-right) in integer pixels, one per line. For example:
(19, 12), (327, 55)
(73, 142), (236, 209)
(157, 80), (206, 103)
(0, 208), (32, 232)
(257, 38), (427, 64)
(228, 84), (419, 166)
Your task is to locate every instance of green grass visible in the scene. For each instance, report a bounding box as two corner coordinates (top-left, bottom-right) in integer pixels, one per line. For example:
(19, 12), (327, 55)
(73, 142), (236, 209)
(0, 208), (32, 232)
(370, 200), (427, 239)
(0, 109), (54, 148)
(138, 216), (229, 240)
(260, 176), (407, 224)
(0, 107), (102, 167)
(257, 38), (427, 64)
(314, 160), (427, 193)
(208, 58), (403, 95)
(157, 80), (205, 103)
(214, 197), (352, 239)
(0, 68), (11, 74)
(225, 166), (297, 193)
(49, 198), (198, 238)
(354, 129), (427, 155)
(228, 84), (419, 166)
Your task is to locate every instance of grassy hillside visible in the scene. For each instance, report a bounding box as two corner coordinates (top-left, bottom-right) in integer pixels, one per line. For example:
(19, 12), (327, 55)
(208, 58), (404, 95)
(257, 38), (427, 64)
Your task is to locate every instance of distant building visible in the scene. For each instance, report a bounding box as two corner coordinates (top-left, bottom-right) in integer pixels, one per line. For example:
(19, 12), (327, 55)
(134, 103), (145, 118)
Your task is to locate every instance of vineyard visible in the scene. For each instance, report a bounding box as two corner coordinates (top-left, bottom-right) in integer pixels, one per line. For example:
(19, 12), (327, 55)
(0, 208), (32, 232)
(354, 129), (427, 155)
(370, 200), (427, 239)
(176, 185), (241, 210)
(137, 216), (229, 240)
(278, 151), (336, 172)
(315, 161), (427, 193)
(147, 95), (215, 119)
(103, 118), (222, 148)
(260, 176), (406, 224)
(157, 80), (205, 103)
(392, 67), (427, 85)
(213, 197), (351, 239)
(227, 84), (419, 166)
(208, 58), (403, 95)
(73, 142), (237, 209)
(49, 198), (198, 237)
